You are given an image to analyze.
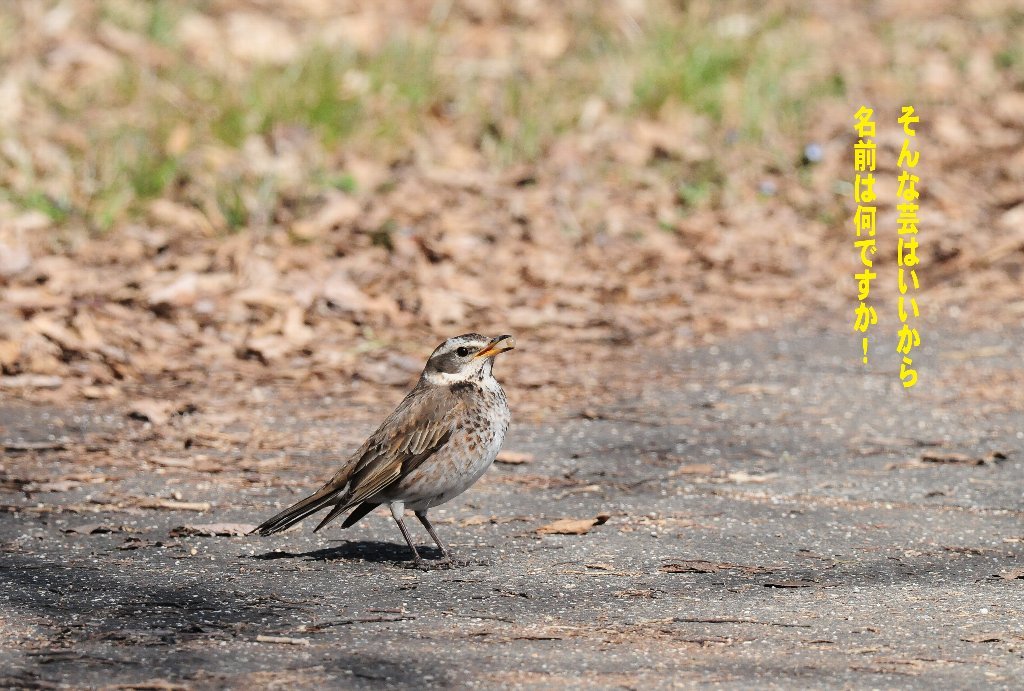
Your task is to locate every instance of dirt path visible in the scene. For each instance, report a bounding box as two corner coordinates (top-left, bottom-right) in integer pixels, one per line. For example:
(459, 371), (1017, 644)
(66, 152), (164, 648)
(2, 321), (1022, 689)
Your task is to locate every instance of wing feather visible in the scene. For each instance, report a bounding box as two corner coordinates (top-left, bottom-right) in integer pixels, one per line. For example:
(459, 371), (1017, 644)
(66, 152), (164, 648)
(287, 384), (463, 533)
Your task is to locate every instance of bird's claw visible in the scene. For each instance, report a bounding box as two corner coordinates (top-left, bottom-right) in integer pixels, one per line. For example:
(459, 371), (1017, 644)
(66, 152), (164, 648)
(399, 555), (469, 570)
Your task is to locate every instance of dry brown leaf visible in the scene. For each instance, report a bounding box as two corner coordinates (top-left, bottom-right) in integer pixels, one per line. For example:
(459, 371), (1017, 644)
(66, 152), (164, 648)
(63, 523), (127, 535)
(0, 340), (21, 368)
(148, 457), (196, 469)
(148, 199), (214, 236)
(460, 515), (492, 526)
(24, 479), (80, 493)
(725, 471), (777, 484)
(671, 463), (715, 475)
(660, 560), (773, 575)
(120, 537), (157, 550)
(917, 451), (1009, 467)
(763, 579), (818, 589)
(292, 194), (361, 239)
(243, 334), (294, 362)
(128, 399), (179, 426)
(147, 272), (200, 308)
(996, 567), (1024, 580)
(536, 513), (610, 535)
(0, 374), (64, 390)
(419, 287), (466, 328)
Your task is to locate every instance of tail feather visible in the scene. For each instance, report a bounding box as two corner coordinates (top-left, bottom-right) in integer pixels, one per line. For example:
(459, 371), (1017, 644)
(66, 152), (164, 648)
(311, 499), (379, 533)
(341, 502), (380, 529)
(313, 500), (350, 533)
(252, 484), (347, 536)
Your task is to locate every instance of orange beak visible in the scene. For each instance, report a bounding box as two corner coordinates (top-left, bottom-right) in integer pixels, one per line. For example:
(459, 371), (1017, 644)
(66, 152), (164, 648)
(475, 334), (516, 358)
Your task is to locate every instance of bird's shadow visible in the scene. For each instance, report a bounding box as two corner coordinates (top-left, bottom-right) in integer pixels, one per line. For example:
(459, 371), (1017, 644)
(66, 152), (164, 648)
(251, 539), (445, 564)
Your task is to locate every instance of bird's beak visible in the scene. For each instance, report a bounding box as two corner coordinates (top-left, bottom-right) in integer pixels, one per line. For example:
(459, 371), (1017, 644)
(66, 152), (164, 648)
(475, 334), (516, 358)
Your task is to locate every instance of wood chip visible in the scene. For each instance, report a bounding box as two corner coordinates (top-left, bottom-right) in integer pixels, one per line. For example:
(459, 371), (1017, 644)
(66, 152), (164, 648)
(0, 375), (64, 389)
(137, 498), (212, 512)
(495, 450), (535, 465)
(169, 523), (255, 537)
(671, 463), (715, 476)
(2, 440), (69, 452)
(255, 635), (310, 645)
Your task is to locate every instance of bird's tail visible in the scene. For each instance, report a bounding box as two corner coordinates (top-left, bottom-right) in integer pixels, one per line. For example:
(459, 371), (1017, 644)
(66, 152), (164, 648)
(251, 483), (347, 536)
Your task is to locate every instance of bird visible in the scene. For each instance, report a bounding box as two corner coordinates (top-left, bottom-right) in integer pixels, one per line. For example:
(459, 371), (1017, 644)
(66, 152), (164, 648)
(252, 333), (515, 567)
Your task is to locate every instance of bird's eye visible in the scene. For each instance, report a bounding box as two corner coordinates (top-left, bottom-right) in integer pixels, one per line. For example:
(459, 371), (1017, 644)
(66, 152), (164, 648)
(455, 346), (471, 357)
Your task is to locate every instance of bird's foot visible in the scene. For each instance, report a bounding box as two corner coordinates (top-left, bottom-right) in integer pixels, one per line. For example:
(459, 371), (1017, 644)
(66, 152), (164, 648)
(434, 554), (480, 569)
(400, 558), (435, 571)
(398, 555), (472, 570)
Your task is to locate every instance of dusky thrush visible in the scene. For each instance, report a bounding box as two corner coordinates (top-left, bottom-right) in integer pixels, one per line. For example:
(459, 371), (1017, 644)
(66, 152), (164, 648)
(253, 334), (515, 566)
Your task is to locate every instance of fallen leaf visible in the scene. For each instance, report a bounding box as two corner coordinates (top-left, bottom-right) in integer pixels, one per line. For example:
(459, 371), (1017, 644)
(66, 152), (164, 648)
(0, 340), (21, 368)
(148, 457), (195, 469)
(169, 522), (256, 537)
(460, 515), (492, 526)
(920, 451), (1008, 466)
(0, 375), (64, 390)
(63, 523), (126, 535)
(3, 440), (68, 451)
(725, 471), (777, 484)
(660, 560), (773, 575)
(81, 385), (120, 400)
(419, 287), (466, 327)
(536, 513), (610, 535)
(147, 272), (200, 308)
(321, 272), (373, 314)
(996, 567), (1024, 580)
(291, 193), (360, 239)
(763, 579), (818, 588)
(128, 399), (178, 426)
(24, 479), (80, 493)
(671, 463), (715, 475)
(660, 560), (728, 574)
(961, 633), (1006, 643)
(120, 537), (156, 550)
(495, 450), (535, 465)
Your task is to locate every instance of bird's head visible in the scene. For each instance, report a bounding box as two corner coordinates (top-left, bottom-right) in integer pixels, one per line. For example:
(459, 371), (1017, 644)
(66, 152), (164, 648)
(422, 333), (515, 385)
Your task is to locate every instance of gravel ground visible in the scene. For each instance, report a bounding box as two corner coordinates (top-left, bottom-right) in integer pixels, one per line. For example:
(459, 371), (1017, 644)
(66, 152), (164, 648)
(2, 321), (1023, 689)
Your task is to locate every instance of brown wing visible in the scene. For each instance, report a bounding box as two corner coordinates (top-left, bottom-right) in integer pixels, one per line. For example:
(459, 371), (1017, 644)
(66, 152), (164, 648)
(253, 382), (462, 536)
(334, 384), (462, 508)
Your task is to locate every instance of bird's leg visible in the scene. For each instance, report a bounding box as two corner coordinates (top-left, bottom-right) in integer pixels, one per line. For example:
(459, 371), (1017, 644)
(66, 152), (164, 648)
(389, 503), (423, 564)
(415, 510), (452, 561)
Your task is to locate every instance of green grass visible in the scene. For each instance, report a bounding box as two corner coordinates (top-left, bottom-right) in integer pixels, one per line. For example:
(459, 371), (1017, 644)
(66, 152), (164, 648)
(16, 191), (72, 224)
(6, 2), (848, 233)
(202, 47), (363, 147)
(631, 11), (840, 139)
(633, 25), (745, 121)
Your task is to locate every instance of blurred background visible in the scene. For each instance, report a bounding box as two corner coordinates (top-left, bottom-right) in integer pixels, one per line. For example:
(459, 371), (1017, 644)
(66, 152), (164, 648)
(1, 0), (1022, 415)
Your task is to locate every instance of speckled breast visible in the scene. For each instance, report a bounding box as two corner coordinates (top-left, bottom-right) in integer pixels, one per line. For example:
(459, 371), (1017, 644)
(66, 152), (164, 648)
(397, 380), (510, 510)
